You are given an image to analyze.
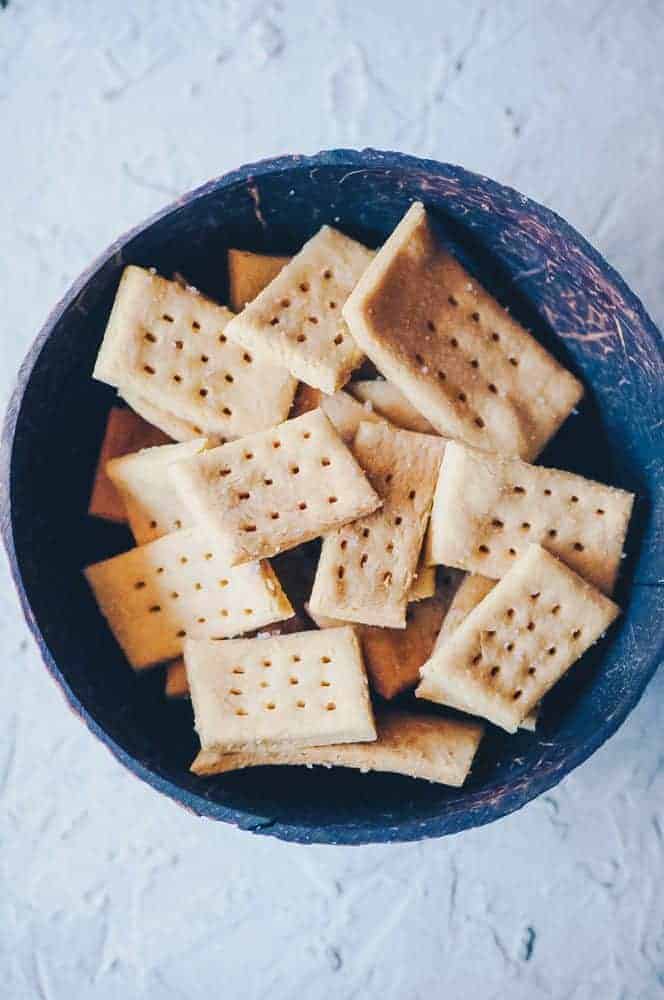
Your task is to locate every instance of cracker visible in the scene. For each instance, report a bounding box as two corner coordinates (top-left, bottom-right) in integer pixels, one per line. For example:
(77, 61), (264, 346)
(408, 563), (436, 602)
(228, 249), (290, 312)
(191, 707), (484, 787)
(417, 544), (620, 732)
(93, 266), (297, 440)
(348, 380), (437, 434)
(165, 658), (188, 698)
(309, 570), (463, 699)
(120, 386), (211, 443)
(343, 202), (583, 460)
(185, 627), (375, 753)
(106, 438), (209, 545)
(84, 528), (294, 670)
(170, 408), (381, 565)
(224, 227), (373, 393)
(433, 573), (539, 730)
(428, 441), (634, 594)
(290, 385), (384, 443)
(88, 406), (169, 522)
(309, 422), (446, 628)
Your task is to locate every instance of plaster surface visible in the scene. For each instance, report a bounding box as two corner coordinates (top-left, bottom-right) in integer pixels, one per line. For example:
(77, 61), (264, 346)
(1, 2), (663, 997)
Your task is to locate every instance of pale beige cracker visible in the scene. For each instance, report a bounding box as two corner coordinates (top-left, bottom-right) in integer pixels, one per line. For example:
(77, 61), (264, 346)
(224, 227), (373, 393)
(185, 627), (375, 753)
(428, 441), (634, 594)
(170, 408), (381, 565)
(309, 422), (446, 628)
(84, 528), (293, 670)
(308, 569), (463, 699)
(343, 202), (583, 460)
(120, 386), (212, 443)
(290, 384), (384, 443)
(227, 249), (290, 312)
(417, 544), (620, 732)
(433, 573), (539, 730)
(88, 406), (169, 522)
(348, 380), (437, 434)
(107, 439), (209, 545)
(191, 707), (484, 787)
(93, 265), (297, 440)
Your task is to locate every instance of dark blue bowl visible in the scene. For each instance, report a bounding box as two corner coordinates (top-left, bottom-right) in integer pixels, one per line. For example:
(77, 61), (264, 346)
(2, 150), (663, 845)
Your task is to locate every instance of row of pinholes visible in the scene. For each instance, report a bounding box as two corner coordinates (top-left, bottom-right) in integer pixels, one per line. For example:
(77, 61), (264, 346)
(267, 270), (345, 347)
(231, 653), (336, 716)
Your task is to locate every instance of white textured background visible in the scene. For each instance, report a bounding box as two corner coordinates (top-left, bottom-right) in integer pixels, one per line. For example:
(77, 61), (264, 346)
(2, 2), (664, 997)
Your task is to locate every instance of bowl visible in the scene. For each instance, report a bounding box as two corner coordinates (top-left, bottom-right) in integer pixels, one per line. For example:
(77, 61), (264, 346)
(2, 149), (663, 845)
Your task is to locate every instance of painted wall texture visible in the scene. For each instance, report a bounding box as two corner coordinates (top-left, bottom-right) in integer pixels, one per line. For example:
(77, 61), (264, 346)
(1, 2), (663, 997)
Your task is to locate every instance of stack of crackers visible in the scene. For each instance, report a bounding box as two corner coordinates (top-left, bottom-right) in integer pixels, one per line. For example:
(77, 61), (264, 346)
(85, 202), (634, 788)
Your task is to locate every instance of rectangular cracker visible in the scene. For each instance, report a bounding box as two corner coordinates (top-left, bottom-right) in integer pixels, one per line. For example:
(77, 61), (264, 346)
(120, 386), (211, 443)
(228, 249), (290, 311)
(84, 528), (294, 670)
(93, 266), (297, 440)
(191, 707), (484, 787)
(185, 628), (376, 753)
(106, 438), (209, 545)
(308, 422), (446, 628)
(290, 384), (384, 443)
(417, 544), (620, 732)
(433, 573), (539, 730)
(88, 406), (170, 522)
(428, 441), (634, 594)
(348, 380), (437, 434)
(170, 408), (381, 565)
(343, 202), (583, 460)
(224, 227), (374, 393)
(309, 570), (463, 699)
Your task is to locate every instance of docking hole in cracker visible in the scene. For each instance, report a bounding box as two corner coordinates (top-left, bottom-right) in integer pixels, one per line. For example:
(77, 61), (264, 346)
(170, 408), (381, 565)
(185, 627), (375, 754)
(342, 202), (583, 460)
(224, 227), (374, 393)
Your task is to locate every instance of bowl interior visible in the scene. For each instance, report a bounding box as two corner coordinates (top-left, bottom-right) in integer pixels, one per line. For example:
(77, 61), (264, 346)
(6, 152), (663, 843)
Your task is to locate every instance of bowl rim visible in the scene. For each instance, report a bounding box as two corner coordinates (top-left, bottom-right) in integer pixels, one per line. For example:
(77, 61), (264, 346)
(2, 147), (663, 845)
